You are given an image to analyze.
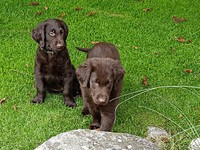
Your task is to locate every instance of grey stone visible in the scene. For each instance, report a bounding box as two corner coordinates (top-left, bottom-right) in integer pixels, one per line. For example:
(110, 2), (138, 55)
(146, 127), (170, 149)
(189, 138), (200, 150)
(35, 129), (160, 150)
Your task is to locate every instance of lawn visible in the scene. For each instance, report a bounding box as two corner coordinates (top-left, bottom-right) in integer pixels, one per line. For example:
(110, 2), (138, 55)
(0, 0), (200, 149)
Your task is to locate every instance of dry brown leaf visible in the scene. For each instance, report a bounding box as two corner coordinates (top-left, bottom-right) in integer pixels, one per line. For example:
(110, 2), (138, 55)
(161, 137), (170, 143)
(91, 41), (99, 45)
(175, 37), (192, 43)
(133, 46), (139, 49)
(0, 97), (6, 104)
(57, 13), (65, 19)
(172, 16), (187, 23)
(35, 12), (43, 16)
(185, 69), (192, 73)
(13, 105), (17, 110)
(29, 2), (39, 6)
(176, 37), (186, 43)
(75, 6), (82, 11)
(143, 77), (148, 86)
(88, 11), (96, 16)
(143, 8), (153, 12)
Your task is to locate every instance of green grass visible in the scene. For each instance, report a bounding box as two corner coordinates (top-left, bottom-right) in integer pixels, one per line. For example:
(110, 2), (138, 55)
(0, 0), (200, 149)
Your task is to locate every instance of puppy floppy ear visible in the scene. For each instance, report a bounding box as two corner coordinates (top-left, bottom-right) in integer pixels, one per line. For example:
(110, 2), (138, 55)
(112, 61), (125, 88)
(76, 60), (92, 88)
(32, 23), (46, 50)
(60, 20), (68, 40)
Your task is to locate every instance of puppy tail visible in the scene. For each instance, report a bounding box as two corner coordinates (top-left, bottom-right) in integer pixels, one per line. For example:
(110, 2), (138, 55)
(76, 47), (91, 52)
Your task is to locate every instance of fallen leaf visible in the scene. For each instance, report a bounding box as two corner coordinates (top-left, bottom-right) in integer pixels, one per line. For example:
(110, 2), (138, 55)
(185, 69), (192, 73)
(133, 46), (139, 49)
(75, 6), (82, 11)
(175, 37), (192, 43)
(57, 13), (65, 19)
(0, 97), (6, 104)
(172, 16), (187, 23)
(13, 105), (17, 110)
(88, 11), (96, 16)
(91, 41), (99, 45)
(143, 8), (153, 12)
(161, 137), (170, 143)
(154, 52), (159, 55)
(35, 11), (43, 16)
(176, 37), (186, 43)
(143, 77), (148, 86)
(44, 6), (48, 10)
(29, 2), (39, 6)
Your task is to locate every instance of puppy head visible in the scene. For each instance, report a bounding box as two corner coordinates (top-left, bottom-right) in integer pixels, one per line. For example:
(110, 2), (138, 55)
(32, 19), (68, 52)
(76, 58), (125, 105)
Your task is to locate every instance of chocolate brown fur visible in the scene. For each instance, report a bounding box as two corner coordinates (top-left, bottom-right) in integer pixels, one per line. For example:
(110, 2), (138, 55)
(31, 19), (80, 107)
(76, 42), (125, 131)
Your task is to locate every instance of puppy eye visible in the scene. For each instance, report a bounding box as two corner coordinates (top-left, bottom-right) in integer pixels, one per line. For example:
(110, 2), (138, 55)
(60, 29), (64, 34)
(49, 30), (56, 37)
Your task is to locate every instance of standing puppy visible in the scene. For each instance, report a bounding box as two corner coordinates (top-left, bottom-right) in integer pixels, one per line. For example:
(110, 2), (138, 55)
(31, 19), (80, 107)
(76, 42), (125, 131)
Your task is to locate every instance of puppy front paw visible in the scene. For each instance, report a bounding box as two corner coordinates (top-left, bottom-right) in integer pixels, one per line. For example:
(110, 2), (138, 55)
(90, 123), (100, 130)
(64, 100), (77, 108)
(31, 97), (44, 103)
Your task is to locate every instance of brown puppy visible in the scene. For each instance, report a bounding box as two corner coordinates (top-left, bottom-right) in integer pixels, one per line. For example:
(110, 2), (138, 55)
(31, 19), (80, 107)
(76, 42), (125, 131)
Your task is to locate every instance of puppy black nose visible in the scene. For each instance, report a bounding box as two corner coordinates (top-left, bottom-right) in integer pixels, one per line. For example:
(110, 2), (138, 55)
(96, 94), (108, 105)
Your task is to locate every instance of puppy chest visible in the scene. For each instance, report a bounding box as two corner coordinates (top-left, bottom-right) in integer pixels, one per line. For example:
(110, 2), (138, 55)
(41, 61), (66, 76)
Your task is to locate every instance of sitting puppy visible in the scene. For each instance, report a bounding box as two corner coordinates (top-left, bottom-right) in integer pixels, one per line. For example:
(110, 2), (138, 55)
(31, 19), (80, 107)
(76, 42), (125, 131)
